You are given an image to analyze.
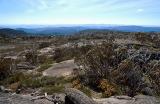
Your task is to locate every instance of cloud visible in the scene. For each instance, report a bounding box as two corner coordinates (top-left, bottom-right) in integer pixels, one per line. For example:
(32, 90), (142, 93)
(37, 0), (48, 10)
(1, 0), (160, 25)
(24, 0), (50, 11)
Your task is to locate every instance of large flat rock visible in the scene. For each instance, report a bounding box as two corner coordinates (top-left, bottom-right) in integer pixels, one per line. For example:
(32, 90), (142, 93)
(43, 60), (78, 77)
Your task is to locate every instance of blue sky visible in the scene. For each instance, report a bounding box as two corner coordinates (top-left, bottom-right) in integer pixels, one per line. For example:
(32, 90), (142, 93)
(0, 0), (160, 26)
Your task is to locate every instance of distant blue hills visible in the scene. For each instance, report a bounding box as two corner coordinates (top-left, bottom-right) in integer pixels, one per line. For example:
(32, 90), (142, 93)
(17, 25), (160, 35)
(1, 25), (160, 36)
(106, 26), (160, 32)
(17, 27), (88, 35)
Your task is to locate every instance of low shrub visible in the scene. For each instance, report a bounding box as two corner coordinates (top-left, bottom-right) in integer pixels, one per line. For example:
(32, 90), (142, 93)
(41, 85), (64, 94)
(72, 79), (81, 89)
(9, 82), (21, 92)
(99, 79), (117, 97)
(72, 79), (92, 97)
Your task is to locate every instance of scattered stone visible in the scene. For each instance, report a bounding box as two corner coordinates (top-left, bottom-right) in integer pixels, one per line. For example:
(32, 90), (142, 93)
(0, 89), (160, 104)
(0, 86), (12, 93)
(17, 62), (36, 70)
(51, 93), (65, 104)
(31, 89), (41, 97)
(31, 95), (46, 101)
(0, 86), (5, 92)
(112, 95), (133, 100)
(31, 93), (65, 104)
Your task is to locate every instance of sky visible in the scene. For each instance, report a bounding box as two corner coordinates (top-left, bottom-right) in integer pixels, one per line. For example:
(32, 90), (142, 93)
(0, 0), (160, 26)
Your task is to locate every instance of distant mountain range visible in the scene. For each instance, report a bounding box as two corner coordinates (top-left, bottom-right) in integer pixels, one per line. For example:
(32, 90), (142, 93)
(0, 28), (26, 37)
(0, 25), (160, 36)
(16, 25), (160, 35)
(106, 26), (160, 32)
(17, 27), (87, 35)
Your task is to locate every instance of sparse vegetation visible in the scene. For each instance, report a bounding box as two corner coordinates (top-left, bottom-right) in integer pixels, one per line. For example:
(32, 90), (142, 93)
(0, 29), (160, 99)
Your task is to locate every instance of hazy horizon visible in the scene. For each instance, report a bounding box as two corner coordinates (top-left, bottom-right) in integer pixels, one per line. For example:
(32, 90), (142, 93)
(1, 24), (160, 29)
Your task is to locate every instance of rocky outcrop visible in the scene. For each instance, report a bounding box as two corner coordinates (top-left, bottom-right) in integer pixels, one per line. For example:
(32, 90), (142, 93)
(133, 95), (160, 104)
(95, 95), (160, 104)
(65, 88), (160, 104)
(17, 62), (36, 70)
(65, 88), (97, 104)
(0, 92), (34, 104)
